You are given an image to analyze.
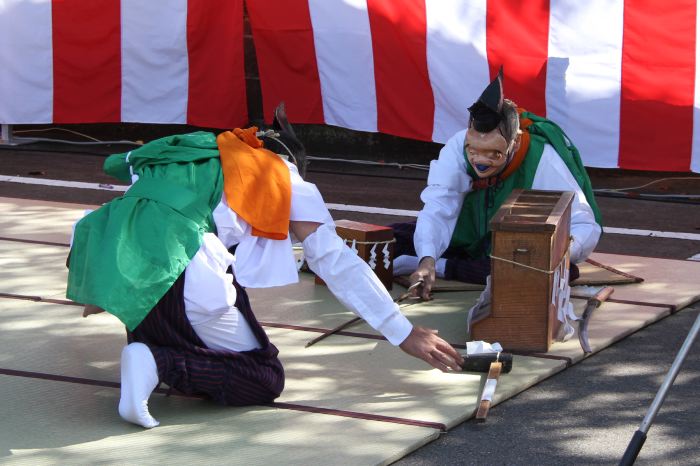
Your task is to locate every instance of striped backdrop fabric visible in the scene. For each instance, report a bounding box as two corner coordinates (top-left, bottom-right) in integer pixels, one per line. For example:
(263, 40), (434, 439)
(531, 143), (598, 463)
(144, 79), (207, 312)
(1, 1), (699, 173)
(247, 0), (700, 173)
(0, 0), (247, 129)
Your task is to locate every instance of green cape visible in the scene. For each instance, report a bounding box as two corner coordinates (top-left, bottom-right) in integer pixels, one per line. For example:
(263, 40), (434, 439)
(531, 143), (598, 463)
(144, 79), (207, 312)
(66, 132), (224, 330)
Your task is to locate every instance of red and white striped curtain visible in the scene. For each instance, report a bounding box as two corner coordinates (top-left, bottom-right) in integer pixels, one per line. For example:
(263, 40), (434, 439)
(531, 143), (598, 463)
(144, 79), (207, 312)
(248, 0), (700, 173)
(0, 0), (247, 129)
(2, 1), (699, 173)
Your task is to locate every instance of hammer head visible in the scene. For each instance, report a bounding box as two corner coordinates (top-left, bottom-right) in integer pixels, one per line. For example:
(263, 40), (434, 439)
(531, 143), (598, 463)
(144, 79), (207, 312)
(460, 352), (513, 374)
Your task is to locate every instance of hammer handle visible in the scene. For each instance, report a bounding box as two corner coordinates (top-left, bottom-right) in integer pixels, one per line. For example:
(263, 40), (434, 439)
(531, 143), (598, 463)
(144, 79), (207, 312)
(475, 361), (503, 421)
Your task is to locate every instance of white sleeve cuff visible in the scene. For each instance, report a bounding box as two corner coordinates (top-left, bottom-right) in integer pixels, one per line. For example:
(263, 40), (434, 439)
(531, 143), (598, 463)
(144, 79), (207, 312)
(375, 310), (413, 346)
(415, 243), (438, 263)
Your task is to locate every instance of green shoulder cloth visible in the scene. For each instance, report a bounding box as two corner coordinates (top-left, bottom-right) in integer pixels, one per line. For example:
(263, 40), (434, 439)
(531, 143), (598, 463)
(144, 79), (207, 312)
(521, 111), (602, 224)
(66, 132), (224, 331)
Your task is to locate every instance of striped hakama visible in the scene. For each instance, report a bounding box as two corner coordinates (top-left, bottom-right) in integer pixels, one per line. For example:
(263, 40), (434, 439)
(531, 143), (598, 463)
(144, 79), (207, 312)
(128, 272), (284, 406)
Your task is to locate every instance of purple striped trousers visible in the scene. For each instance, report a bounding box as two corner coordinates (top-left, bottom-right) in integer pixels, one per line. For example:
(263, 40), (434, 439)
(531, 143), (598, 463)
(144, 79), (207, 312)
(128, 273), (285, 406)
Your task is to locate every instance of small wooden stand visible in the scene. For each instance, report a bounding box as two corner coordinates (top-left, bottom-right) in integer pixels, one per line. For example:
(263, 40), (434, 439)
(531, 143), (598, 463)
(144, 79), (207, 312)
(470, 189), (574, 352)
(315, 219), (394, 291)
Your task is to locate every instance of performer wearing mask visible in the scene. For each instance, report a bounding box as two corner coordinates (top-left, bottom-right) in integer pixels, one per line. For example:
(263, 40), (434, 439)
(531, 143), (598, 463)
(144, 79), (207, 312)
(392, 68), (602, 299)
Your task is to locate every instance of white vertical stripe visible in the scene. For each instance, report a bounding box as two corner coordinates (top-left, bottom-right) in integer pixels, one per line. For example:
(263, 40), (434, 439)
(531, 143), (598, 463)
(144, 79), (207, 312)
(308, 0), (377, 132)
(121, 0), (189, 124)
(546, 1), (625, 169)
(692, 0), (700, 173)
(0, 0), (53, 123)
(426, 0), (489, 144)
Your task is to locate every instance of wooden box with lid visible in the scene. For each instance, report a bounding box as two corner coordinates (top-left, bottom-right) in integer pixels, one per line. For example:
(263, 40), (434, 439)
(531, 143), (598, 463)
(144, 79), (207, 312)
(470, 189), (574, 352)
(314, 219), (394, 291)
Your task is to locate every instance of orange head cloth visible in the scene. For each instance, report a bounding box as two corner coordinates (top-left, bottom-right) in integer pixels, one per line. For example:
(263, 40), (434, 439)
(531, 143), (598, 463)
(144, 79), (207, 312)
(217, 127), (291, 240)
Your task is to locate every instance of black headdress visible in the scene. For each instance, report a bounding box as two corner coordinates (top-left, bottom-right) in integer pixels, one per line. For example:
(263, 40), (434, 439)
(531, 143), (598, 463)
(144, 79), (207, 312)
(260, 102), (308, 178)
(467, 66), (504, 133)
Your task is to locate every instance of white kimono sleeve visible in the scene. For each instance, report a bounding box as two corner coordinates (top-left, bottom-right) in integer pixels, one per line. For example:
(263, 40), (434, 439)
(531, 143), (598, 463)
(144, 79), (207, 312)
(303, 223), (413, 346)
(285, 165), (413, 345)
(414, 129), (472, 260)
(214, 161), (413, 345)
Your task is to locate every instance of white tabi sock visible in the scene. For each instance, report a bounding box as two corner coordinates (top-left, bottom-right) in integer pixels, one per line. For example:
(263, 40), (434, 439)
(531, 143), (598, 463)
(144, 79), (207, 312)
(392, 255), (420, 276)
(118, 342), (160, 428)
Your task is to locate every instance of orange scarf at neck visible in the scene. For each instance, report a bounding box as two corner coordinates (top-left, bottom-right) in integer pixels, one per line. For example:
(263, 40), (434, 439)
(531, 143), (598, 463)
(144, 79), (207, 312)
(217, 127), (291, 240)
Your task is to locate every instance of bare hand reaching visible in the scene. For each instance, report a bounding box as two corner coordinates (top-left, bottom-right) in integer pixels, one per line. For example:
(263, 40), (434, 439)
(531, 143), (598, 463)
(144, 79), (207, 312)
(399, 326), (463, 372)
(409, 256), (436, 300)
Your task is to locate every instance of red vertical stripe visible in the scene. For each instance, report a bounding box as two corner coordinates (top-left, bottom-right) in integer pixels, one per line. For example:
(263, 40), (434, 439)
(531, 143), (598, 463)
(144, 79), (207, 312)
(51, 0), (121, 123)
(486, 0), (549, 116)
(187, 0), (247, 129)
(246, 0), (323, 124)
(367, 0), (434, 141)
(619, 0), (695, 171)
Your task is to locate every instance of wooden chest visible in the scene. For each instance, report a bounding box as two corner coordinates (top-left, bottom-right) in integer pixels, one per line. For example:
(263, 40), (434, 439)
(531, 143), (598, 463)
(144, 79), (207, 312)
(470, 189), (574, 352)
(315, 219), (394, 290)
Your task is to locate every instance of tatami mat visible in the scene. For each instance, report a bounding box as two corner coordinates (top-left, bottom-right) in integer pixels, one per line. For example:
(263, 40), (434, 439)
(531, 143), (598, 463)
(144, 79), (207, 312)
(270, 327), (565, 428)
(585, 252), (700, 309)
(0, 299), (564, 431)
(5, 244), (671, 370)
(2, 196), (700, 465)
(0, 299), (124, 378)
(346, 292), (673, 364)
(0, 375), (437, 466)
(0, 241), (69, 298)
(546, 300), (672, 363)
(0, 196), (93, 245)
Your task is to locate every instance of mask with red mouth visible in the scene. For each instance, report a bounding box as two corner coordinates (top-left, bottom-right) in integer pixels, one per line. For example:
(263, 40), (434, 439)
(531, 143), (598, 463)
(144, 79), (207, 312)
(464, 67), (521, 179)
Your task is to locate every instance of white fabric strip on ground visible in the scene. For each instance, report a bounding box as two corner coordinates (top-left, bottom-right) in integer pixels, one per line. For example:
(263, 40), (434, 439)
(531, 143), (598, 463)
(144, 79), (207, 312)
(546, 0), (624, 169)
(2, 175), (699, 241)
(121, 0), (189, 124)
(308, 0), (377, 132)
(602, 227), (700, 241)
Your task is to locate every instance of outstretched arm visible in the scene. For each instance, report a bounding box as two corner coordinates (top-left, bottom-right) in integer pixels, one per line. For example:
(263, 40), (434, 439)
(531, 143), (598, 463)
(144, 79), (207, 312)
(291, 220), (463, 372)
(413, 130), (471, 297)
